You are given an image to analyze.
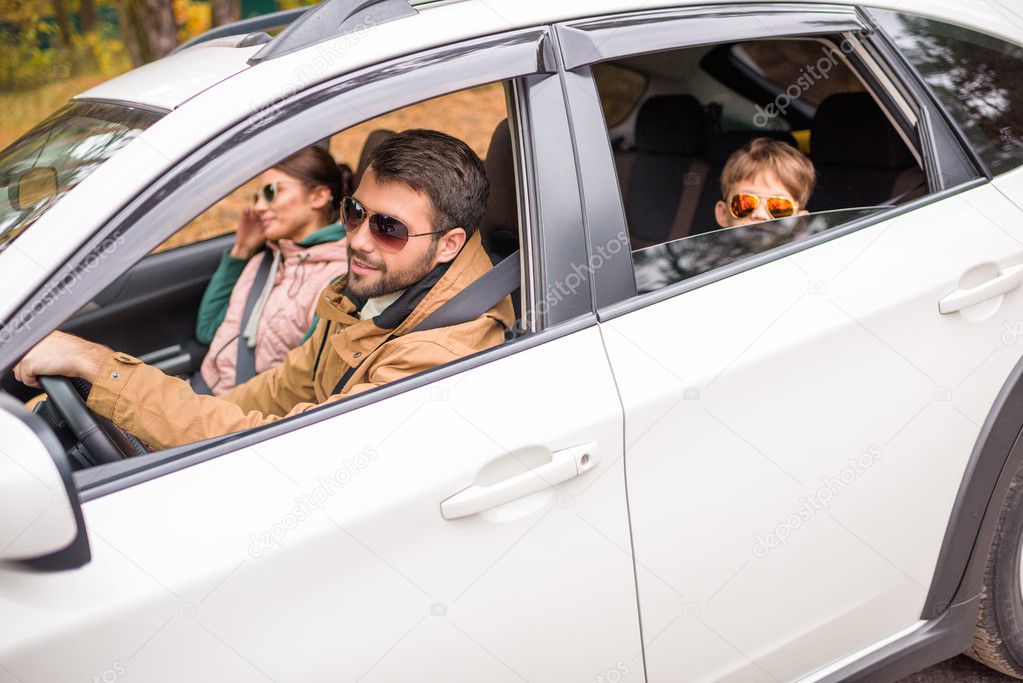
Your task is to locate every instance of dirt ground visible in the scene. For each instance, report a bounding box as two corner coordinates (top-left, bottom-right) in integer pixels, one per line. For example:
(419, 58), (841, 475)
(900, 654), (1017, 681)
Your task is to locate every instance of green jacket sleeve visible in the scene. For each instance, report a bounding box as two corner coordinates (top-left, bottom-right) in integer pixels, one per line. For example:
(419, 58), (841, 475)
(195, 249), (250, 344)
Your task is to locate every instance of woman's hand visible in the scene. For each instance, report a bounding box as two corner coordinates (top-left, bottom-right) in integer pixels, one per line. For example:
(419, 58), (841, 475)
(230, 207), (267, 259)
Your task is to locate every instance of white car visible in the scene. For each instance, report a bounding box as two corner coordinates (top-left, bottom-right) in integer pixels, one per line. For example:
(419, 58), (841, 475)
(1, 0), (1023, 680)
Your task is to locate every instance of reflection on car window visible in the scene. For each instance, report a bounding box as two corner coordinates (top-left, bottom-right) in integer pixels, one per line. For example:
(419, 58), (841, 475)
(873, 9), (1023, 175)
(732, 40), (864, 108)
(0, 101), (162, 254)
(632, 208), (884, 293)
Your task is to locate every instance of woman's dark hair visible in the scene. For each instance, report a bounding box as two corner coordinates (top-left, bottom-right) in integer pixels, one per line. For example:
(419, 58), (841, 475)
(365, 129), (488, 238)
(275, 146), (345, 222)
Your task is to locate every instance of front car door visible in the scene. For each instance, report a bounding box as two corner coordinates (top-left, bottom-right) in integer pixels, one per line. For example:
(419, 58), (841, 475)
(556, 3), (1023, 680)
(0, 27), (643, 682)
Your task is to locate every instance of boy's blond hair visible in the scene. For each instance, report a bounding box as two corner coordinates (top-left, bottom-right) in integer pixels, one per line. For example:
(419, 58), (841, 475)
(721, 138), (816, 207)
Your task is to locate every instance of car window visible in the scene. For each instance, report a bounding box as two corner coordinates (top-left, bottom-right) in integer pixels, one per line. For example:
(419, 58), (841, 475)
(632, 207), (885, 293)
(0, 101), (162, 254)
(593, 36), (929, 294)
(731, 40), (865, 109)
(872, 9), (1023, 176)
(593, 62), (647, 127)
(153, 83), (507, 253)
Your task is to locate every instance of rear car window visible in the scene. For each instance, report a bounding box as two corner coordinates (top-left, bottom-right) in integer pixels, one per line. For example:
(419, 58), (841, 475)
(593, 62), (648, 127)
(872, 9), (1023, 176)
(0, 101), (163, 254)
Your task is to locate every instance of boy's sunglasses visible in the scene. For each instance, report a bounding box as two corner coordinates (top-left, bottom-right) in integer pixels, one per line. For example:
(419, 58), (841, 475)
(341, 196), (448, 252)
(729, 193), (796, 220)
(251, 180), (303, 206)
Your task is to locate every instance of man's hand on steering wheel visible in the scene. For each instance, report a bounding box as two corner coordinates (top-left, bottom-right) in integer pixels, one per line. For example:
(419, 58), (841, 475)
(14, 331), (114, 388)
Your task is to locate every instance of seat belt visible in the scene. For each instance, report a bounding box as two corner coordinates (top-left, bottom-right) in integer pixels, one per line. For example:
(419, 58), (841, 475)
(235, 248), (274, 385)
(330, 250), (521, 395)
(410, 249), (521, 333)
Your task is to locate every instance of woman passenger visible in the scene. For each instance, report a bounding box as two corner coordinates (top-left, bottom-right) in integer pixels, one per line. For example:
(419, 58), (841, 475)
(192, 146), (349, 395)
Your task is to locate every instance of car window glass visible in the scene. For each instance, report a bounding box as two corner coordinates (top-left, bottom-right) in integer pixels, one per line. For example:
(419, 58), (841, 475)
(872, 9), (1023, 176)
(633, 207), (885, 293)
(0, 101), (162, 254)
(593, 62), (647, 128)
(593, 37), (928, 295)
(153, 83), (507, 253)
(732, 40), (864, 109)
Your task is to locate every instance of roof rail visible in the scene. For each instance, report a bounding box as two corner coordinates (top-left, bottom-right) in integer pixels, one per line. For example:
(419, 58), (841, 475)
(174, 7), (310, 53)
(248, 0), (418, 64)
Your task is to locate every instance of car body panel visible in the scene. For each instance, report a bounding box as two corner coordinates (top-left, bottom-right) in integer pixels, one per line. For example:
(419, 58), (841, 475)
(76, 44), (260, 111)
(0, 328), (643, 681)
(599, 182), (1023, 679)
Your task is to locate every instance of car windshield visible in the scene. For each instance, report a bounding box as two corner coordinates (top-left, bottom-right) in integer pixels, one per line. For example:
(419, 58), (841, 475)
(0, 101), (163, 255)
(632, 207), (887, 293)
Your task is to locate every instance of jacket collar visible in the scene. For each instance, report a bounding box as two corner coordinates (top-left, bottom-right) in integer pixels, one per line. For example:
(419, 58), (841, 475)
(314, 232), (509, 368)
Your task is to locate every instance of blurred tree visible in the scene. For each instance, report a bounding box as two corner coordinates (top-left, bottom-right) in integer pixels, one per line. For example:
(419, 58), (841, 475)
(210, 0), (239, 27)
(52, 0), (73, 46)
(79, 0), (96, 32)
(116, 0), (178, 65)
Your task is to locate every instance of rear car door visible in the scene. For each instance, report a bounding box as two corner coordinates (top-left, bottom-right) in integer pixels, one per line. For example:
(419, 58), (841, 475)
(0, 29), (643, 682)
(557, 5), (1023, 680)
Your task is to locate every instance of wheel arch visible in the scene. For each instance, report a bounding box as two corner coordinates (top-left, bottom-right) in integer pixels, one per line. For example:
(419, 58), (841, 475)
(924, 351), (1023, 619)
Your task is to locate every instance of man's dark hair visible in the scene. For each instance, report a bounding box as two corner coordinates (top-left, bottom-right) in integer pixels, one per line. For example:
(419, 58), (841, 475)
(366, 129), (489, 239)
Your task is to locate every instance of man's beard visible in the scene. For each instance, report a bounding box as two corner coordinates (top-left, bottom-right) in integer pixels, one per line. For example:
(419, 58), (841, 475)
(346, 241), (438, 299)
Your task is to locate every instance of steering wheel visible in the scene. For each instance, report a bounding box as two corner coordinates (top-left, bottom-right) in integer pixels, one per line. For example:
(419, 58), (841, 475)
(37, 376), (149, 465)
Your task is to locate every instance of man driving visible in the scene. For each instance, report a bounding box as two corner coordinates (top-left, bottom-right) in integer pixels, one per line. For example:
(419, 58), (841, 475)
(14, 129), (515, 450)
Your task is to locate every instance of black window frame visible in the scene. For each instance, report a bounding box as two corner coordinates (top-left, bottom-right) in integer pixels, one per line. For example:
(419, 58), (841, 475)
(0, 26), (597, 500)
(553, 3), (988, 318)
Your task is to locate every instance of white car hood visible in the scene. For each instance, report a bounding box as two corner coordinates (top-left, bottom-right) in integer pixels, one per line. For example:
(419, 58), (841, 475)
(75, 43), (261, 111)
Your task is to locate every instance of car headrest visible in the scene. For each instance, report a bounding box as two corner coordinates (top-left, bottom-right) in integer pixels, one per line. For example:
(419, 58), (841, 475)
(353, 129), (396, 187)
(634, 94), (711, 156)
(480, 119), (518, 258)
(811, 93), (915, 169)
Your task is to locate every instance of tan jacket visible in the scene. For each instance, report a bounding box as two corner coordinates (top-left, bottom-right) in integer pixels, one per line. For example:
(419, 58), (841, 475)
(87, 233), (515, 450)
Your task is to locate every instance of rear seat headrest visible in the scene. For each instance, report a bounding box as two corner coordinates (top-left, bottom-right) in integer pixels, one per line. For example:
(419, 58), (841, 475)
(480, 119), (518, 259)
(353, 129), (396, 187)
(634, 94), (711, 157)
(811, 93), (915, 169)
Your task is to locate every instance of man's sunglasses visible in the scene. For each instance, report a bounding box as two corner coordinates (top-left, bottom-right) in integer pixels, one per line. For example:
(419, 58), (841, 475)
(728, 193), (796, 220)
(251, 180), (304, 206)
(341, 196), (449, 252)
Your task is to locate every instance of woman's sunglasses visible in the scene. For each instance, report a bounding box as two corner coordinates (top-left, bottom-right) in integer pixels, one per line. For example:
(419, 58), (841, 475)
(341, 196), (449, 252)
(728, 193), (796, 220)
(251, 180), (304, 206)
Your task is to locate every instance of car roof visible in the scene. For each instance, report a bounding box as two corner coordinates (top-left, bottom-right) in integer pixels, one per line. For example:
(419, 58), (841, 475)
(73, 0), (457, 112)
(71, 0), (1022, 113)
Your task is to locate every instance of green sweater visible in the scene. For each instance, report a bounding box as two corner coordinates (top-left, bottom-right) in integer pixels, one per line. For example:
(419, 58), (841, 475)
(195, 223), (347, 345)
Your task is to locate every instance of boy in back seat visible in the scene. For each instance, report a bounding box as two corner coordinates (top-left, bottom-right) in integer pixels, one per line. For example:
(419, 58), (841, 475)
(714, 138), (815, 229)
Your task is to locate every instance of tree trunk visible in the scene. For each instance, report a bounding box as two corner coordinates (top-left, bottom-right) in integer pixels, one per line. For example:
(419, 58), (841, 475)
(210, 0), (241, 27)
(52, 0), (75, 47)
(79, 0), (96, 33)
(116, 0), (179, 66)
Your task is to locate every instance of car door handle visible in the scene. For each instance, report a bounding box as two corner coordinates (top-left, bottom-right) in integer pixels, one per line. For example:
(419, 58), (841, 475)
(939, 265), (1023, 314)
(441, 443), (597, 520)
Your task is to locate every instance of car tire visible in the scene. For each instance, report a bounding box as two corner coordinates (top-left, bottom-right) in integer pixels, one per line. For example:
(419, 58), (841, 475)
(968, 462), (1023, 679)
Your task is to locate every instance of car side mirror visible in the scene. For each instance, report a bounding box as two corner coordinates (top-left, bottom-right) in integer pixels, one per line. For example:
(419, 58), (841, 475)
(9, 166), (58, 211)
(0, 394), (90, 570)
